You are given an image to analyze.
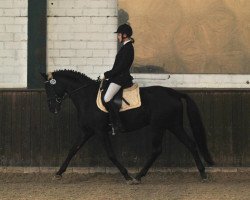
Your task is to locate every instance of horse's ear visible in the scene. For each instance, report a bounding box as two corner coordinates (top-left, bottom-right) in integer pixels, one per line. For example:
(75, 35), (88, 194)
(40, 72), (48, 80)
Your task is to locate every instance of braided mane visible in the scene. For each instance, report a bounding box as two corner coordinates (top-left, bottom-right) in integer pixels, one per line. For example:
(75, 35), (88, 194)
(51, 69), (100, 83)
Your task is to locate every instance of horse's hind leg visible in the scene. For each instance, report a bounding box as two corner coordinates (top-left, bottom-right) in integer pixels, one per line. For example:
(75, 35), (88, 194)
(169, 126), (207, 180)
(134, 127), (164, 182)
(55, 132), (93, 177)
(102, 132), (133, 182)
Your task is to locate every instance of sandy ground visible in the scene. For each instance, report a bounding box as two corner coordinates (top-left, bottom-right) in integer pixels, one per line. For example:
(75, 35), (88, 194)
(0, 172), (249, 200)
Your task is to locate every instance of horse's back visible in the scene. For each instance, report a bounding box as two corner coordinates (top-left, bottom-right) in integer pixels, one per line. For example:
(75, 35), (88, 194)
(139, 85), (184, 102)
(138, 85), (186, 115)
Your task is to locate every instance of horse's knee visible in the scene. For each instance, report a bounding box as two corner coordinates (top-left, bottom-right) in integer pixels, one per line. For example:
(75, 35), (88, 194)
(152, 147), (162, 156)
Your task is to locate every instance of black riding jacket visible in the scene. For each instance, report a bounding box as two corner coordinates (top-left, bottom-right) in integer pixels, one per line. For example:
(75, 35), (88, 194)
(104, 41), (134, 87)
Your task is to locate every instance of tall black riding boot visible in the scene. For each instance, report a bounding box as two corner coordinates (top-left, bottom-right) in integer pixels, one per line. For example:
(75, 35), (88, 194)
(106, 101), (125, 135)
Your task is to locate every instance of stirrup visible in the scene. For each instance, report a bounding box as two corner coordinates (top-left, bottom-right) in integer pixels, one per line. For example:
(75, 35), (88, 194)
(111, 126), (116, 136)
(108, 123), (125, 136)
(113, 123), (125, 135)
(108, 123), (116, 136)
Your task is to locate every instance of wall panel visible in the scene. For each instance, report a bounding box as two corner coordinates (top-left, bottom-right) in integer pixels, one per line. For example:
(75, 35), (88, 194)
(0, 89), (249, 168)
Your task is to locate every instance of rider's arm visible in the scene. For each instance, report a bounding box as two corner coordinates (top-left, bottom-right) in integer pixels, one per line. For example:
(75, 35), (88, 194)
(104, 46), (133, 79)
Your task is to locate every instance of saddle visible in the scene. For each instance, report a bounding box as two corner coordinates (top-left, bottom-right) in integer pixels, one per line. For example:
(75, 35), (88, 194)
(96, 80), (141, 113)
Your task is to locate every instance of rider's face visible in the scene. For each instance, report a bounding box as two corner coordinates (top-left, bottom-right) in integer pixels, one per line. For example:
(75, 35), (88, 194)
(117, 33), (122, 43)
(117, 33), (127, 43)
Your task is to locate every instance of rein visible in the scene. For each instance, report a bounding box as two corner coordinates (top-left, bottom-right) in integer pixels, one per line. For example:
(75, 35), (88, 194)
(63, 82), (96, 99)
(66, 78), (104, 98)
(63, 79), (104, 101)
(64, 79), (104, 99)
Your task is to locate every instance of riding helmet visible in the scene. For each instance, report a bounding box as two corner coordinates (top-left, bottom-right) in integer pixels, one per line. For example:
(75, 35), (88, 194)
(114, 24), (133, 37)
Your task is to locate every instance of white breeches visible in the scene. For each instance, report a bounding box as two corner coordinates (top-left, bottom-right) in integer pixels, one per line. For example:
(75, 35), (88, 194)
(104, 83), (121, 103)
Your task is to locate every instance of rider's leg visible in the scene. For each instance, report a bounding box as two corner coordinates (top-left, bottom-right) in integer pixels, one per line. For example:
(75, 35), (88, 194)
(104, 83), (125, 134)
(104, 83), (121, 103)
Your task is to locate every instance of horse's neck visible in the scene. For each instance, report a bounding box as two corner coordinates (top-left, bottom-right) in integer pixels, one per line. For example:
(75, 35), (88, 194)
(67, 81), (98, 110)
(64, 78), (94, 94)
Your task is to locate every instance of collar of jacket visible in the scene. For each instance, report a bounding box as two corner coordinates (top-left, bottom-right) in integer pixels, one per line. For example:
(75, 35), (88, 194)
(123, 39), (131, 46)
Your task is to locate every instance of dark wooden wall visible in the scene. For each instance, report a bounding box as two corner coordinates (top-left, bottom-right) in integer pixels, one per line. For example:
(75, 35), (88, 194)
(0, 90), (249, 167)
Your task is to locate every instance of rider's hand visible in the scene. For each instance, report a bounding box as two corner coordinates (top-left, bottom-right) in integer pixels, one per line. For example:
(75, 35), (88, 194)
(100, 73), (105, 80)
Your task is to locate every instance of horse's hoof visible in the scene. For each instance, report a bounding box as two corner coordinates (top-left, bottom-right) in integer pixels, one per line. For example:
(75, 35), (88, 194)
(126, 178), (141, 185)
(200, 173), (210, 183)
(132, 178), (141, 185)
(200, 172), (208, 180)
(53, 174), (62, 180)
(201, 177), (210, 183)
(126, 179), (134, 185)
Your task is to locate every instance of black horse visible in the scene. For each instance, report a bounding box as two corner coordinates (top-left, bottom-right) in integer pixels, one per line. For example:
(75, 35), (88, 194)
(41, 70), (214, 184)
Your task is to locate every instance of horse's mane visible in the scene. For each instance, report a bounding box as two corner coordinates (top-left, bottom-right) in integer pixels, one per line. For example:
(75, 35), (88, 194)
(51, 69), (100, 83)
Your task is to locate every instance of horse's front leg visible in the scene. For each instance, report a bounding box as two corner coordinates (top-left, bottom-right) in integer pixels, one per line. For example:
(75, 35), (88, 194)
(101, 131), (133, 182)
(55, 129), (93, 178)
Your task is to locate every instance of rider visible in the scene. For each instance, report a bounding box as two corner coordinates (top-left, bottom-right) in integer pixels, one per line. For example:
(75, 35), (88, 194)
(100, 23), (134, 134)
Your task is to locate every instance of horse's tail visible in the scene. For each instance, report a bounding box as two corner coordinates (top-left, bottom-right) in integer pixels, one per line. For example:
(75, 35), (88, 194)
(181, 93), (215, 166)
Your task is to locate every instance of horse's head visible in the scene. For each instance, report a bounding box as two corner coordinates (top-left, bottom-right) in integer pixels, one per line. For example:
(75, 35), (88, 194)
(41, 72), (66, 114)
(41, 70), (98, 114)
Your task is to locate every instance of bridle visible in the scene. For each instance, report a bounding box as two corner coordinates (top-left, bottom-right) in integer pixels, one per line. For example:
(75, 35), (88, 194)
(44, 79), (97, 103)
